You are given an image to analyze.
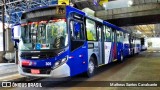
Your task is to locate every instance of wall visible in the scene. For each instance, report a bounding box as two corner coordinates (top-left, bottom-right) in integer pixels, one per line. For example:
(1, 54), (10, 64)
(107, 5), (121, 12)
(147, 38), (160, 48)
(103, 0), (132, 10)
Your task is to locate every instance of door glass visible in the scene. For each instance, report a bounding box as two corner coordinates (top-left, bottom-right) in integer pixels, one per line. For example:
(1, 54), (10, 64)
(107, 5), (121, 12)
(70, 20), (85, 51)
(104, 26), (112, 42)
(112, 31), (115, 42)
(97, 26), (101, 41)
(70, 21), (84, 40)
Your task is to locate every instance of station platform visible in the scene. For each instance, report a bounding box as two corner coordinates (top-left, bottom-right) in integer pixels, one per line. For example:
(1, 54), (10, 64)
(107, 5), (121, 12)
(0, 63), (24, 81)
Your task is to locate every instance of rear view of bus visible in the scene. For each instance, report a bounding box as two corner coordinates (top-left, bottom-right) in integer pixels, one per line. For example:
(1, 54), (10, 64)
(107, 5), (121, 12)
(18, 5), (70, 78)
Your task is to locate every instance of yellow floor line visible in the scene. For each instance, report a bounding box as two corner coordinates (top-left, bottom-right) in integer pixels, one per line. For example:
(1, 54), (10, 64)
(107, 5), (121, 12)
(113, 59), (117, 62)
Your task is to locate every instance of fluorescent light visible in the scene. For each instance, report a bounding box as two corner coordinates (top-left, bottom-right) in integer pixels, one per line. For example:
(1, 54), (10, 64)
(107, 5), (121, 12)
(128, 0), (133, 7)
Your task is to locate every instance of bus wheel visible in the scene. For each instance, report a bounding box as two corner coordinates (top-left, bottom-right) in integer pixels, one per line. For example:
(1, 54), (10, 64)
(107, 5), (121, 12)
(86, 57), (96, 77)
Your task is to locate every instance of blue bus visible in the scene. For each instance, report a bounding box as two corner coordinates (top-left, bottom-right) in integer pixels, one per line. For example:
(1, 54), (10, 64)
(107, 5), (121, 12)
(13, 5), (132, 78)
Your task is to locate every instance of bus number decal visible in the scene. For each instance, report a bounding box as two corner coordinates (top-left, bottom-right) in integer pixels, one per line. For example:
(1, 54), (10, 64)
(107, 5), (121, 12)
(46, 62), (52, 66)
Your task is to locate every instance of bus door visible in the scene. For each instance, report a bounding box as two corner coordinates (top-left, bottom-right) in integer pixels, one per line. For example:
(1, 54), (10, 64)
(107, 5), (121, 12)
(112, 30), (117, 60)
(97, 24), (105, 65)
(103, 26), (112, 64)
(68, 13), (88, 75)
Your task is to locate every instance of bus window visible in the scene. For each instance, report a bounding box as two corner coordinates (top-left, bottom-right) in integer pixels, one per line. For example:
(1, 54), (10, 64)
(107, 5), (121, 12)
(86, 19), (97, 41)
(112, 31), (115, 42)
(124, 33), (126, 38)
(70, 21), (84, 40)
(117, 31), (120, 42)
(21, 24), (29, 43)
(97, 26), (102, 41)
(123, 33), (130, 44)
(119, 32), (124, 42)
(104, 26), (111, 42)
(46, 19), (67, 49)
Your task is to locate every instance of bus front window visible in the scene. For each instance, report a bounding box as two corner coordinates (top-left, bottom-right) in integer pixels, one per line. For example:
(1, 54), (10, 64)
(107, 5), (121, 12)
(19, 19), (68, 50)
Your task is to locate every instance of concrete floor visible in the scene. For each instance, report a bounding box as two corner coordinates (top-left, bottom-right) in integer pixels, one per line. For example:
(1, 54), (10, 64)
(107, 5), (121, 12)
(4, 48), (160, 90)
(0, 63), (17, 77)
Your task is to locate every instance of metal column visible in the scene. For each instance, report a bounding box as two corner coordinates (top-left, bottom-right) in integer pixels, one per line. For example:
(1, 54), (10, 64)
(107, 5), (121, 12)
(2, 0), (5, 52)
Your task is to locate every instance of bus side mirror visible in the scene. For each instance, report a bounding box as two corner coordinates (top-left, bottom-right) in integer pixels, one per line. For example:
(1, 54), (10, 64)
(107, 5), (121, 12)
(11, 25), (21, 49)
(11, 25), (21, 42)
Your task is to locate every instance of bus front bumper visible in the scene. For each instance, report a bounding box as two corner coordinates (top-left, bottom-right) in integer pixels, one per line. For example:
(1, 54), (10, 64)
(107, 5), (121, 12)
(18, 63), (71, 78)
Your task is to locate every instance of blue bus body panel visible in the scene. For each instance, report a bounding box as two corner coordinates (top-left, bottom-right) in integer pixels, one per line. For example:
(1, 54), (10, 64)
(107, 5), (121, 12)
(109, 42), (115, 62)
(117, 42), (123, 60)
(108, 42), (113, 63)
(67, 42), (88, 76)
(66, 6), (85, 18)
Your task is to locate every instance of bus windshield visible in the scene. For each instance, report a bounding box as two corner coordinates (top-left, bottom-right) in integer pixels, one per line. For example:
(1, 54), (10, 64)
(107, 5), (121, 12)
(20, 19), (68, 50)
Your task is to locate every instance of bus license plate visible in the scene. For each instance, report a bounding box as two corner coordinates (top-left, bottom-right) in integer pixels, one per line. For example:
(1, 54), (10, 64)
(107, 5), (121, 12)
(31, 69), (40, 74)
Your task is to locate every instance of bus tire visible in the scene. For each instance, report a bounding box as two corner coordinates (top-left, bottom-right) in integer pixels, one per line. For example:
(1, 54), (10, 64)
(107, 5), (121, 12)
(86, 57), (96, 77)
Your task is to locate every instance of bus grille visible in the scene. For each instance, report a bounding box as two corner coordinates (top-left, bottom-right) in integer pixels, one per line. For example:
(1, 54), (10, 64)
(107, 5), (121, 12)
(20, 53), (57, 60)
(22, 68), (52, 74)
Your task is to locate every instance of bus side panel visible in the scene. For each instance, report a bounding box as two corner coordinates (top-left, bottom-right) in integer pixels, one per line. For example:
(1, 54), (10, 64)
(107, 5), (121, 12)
(104, 42), (112, 64)
(109, 42), (115, 62)
(117, 42), (123, 60)
(112, 42), (117, 61)
(67, 42), (88, 76)
(87, 42), (99, 65)
(106, 42), (114, 63)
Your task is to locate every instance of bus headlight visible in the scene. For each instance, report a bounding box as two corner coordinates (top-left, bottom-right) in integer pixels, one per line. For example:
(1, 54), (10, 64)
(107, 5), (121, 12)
(55, 61), (60, 66)
(52, 56), (68, 69)
(61, 57), (67, 62)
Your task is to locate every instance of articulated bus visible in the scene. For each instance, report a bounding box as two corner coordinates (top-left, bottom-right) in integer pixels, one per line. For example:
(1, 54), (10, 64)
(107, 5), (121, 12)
(13, 5), (133, 78)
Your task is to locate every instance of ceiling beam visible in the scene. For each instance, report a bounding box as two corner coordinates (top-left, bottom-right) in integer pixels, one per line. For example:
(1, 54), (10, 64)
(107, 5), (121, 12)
(146, 25), (155, 36)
